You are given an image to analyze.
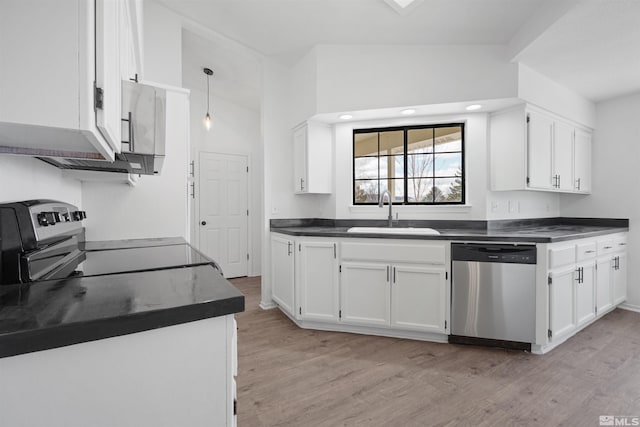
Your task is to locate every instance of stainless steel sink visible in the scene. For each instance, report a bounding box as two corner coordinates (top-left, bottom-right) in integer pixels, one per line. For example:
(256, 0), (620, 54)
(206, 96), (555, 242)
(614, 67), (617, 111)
(346, 227), (440, 235)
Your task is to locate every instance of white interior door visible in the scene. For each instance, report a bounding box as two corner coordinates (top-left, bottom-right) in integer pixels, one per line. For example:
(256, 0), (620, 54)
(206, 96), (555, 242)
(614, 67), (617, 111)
(199, 152), (248, 278)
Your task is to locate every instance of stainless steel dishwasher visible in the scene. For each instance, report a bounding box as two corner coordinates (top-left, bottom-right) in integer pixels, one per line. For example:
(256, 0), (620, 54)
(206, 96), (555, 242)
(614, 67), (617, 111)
(450, 243), (536, 350)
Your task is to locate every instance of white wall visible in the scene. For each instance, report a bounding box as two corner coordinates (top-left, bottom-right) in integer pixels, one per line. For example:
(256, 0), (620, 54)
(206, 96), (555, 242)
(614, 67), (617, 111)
(561, 91), (640, 310)
(0, 156), (81, 206)
(142, 1), (183, 87)
(313, 45), (518, 118)
(518, 63), (596, 128)
(82, 89), (190, 241)
(188, 88), (263, 276)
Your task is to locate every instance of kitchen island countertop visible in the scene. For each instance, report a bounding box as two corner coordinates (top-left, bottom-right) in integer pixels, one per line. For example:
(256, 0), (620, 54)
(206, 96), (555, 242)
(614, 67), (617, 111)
(0, 264), (244, 358)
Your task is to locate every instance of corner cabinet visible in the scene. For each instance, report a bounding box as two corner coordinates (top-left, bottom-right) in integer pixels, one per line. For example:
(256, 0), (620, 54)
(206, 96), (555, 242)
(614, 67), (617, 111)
(0, 0), (143, 161)
(490, 104), (592, 194)
(270, 234), (450, 340)
(292, 121), (332, 194)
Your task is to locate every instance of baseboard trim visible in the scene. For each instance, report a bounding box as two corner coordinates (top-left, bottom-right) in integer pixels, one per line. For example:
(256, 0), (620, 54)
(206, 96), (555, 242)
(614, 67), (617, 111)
(259, 301), (277, 310)
(619, 303), (640, 313)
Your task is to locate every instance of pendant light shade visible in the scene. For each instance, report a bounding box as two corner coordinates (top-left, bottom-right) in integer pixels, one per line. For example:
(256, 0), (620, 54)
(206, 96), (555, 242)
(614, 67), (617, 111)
(203, 67), (213, 130)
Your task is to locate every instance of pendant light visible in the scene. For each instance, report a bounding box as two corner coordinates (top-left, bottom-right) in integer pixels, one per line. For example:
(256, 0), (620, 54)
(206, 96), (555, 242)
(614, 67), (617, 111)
(203, 67), (213, 130)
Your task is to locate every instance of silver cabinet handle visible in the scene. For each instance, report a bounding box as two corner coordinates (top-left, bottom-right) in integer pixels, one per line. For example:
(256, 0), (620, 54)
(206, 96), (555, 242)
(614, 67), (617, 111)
(575, 178), (581, 191)
(393, 267), (396, 284)
(386, 266), (389, 282)
(619, 243), (627, 246)
(333, 243), (336, 258)
(585, 250), (595, 254)
(287, 241), (292, 256)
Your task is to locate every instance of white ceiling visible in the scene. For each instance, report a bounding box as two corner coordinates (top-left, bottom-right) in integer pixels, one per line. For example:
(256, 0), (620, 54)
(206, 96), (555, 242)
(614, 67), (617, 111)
(162, 0), (545, 64)
(515, 0), (640, 102)
(168, 0), (640, 112)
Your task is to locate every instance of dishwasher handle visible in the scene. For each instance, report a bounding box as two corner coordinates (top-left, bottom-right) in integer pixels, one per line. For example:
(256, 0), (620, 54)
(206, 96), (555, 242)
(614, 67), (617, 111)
(452, 243), (537, 264)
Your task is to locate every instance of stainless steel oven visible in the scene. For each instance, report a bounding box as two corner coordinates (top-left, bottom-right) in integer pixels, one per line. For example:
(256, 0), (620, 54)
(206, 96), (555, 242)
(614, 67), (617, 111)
(450, 243), (536, 350)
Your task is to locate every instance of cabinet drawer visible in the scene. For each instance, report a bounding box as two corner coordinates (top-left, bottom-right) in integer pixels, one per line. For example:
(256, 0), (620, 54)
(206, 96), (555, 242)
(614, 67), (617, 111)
(612, 236), (628, 251)
(597, 239), (616, 255)
(576, 242), (597, 261)
(341, 241), (446, 264)
(548, 246), (576, 268)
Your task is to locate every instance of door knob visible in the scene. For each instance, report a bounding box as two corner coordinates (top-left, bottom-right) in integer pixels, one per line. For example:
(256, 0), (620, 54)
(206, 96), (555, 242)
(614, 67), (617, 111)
(201, 221), (207, 226)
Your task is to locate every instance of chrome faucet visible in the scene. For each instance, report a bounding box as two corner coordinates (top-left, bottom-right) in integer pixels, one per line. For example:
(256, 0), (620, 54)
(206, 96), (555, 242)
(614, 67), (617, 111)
(378, 190), (393, 228)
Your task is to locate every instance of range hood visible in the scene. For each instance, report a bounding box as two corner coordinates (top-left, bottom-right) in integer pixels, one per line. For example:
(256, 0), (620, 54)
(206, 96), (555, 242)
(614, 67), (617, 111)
(40, 80), (166, 175)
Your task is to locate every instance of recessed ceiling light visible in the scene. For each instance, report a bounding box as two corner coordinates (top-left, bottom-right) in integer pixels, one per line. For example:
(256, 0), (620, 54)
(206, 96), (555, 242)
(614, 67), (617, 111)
(466, 104), (482, 111)
(401, 109), (416, 115)
(339, 114), (353, 120)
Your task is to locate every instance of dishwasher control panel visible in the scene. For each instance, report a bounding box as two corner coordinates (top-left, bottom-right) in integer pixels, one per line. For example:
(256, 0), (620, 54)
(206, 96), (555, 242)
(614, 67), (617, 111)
(451, 243), (537, 264)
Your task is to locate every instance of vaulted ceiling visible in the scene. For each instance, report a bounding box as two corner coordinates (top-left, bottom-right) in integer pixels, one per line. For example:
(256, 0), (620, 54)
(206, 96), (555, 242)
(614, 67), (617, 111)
(162, 0), (640, 110)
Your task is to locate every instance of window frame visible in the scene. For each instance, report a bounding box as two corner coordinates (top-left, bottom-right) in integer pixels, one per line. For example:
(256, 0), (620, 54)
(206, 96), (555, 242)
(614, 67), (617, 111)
(352, 122), (465, 206)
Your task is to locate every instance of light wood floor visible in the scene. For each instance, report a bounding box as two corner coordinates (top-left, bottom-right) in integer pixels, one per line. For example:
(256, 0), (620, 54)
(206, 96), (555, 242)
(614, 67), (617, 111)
(229, 276), (640, 426)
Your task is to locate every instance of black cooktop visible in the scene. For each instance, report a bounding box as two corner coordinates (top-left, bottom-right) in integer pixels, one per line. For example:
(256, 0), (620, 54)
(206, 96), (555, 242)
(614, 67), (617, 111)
(77, 243), (215, 277)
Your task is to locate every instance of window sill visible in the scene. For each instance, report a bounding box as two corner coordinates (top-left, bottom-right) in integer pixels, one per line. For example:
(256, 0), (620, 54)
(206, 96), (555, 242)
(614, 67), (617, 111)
(349, 204), (472, 214)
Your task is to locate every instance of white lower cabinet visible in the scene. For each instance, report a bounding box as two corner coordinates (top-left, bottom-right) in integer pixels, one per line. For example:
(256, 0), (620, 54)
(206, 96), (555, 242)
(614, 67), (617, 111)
(298, 240), (339, 322)
(270, 234), (450, 339)
(596, 257), (614, 314)
(548, 266), (577, 342)
(391, 264), (447, 333)
(271, 234), (295, 316)
(341, 262), (391, 327)
(543, 232), (627, 351)
(575, 262), (596, 327)
(613, 253), (627, 305)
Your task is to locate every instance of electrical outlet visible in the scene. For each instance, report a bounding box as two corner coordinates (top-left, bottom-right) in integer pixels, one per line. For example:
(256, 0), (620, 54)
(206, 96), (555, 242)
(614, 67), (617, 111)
(508, 200), (519, 214)
(491, 202), (499, 213)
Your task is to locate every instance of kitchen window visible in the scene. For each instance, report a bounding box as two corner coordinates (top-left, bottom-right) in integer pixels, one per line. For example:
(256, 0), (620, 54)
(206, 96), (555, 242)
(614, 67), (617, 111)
(353, 123), (465, 205)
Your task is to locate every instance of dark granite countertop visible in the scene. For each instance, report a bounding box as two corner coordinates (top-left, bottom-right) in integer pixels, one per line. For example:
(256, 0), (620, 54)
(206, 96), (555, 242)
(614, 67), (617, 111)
(0, 264), (244, 358)
(270, 218), (629, 243)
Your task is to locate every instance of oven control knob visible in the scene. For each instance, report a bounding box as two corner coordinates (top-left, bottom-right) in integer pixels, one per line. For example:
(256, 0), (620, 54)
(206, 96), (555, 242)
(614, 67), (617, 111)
(72, 211), (87, 221)
(37, 211), (58, 226)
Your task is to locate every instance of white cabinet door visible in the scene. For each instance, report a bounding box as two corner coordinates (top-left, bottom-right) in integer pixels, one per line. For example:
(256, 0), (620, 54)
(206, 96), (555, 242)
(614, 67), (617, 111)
(553, 121), (574, 191)
(391, 264), (447, 333)
(549, 267), (576, 342)
(119, 0), (141, 82)
(574, 129), (592, 193)
(95, 0), (122, 152)
(292, 121), (332, 194)
(293, 125), (307, 193)
(527, 111), (554, 190)
(271, 235), (295, 316)
(613, 253), (627, 305)
(298, 241), (339, 323)
(340, 262), (390, 327)
(596, 257), (613, 315)
(576, 262), (596, 327)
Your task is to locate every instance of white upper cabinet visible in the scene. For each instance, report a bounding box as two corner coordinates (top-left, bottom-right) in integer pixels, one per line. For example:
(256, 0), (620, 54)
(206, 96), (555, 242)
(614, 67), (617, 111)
(95, 0), (122, 154)
(552, 120), (574, 192)
(120, 0), (144, 83)
(0, 0), (142, 161)
(292, 121), (332, 194)
(573, 129), (592, 193)
(490, 104), (592, 194)
(527, 111), (554, 190)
